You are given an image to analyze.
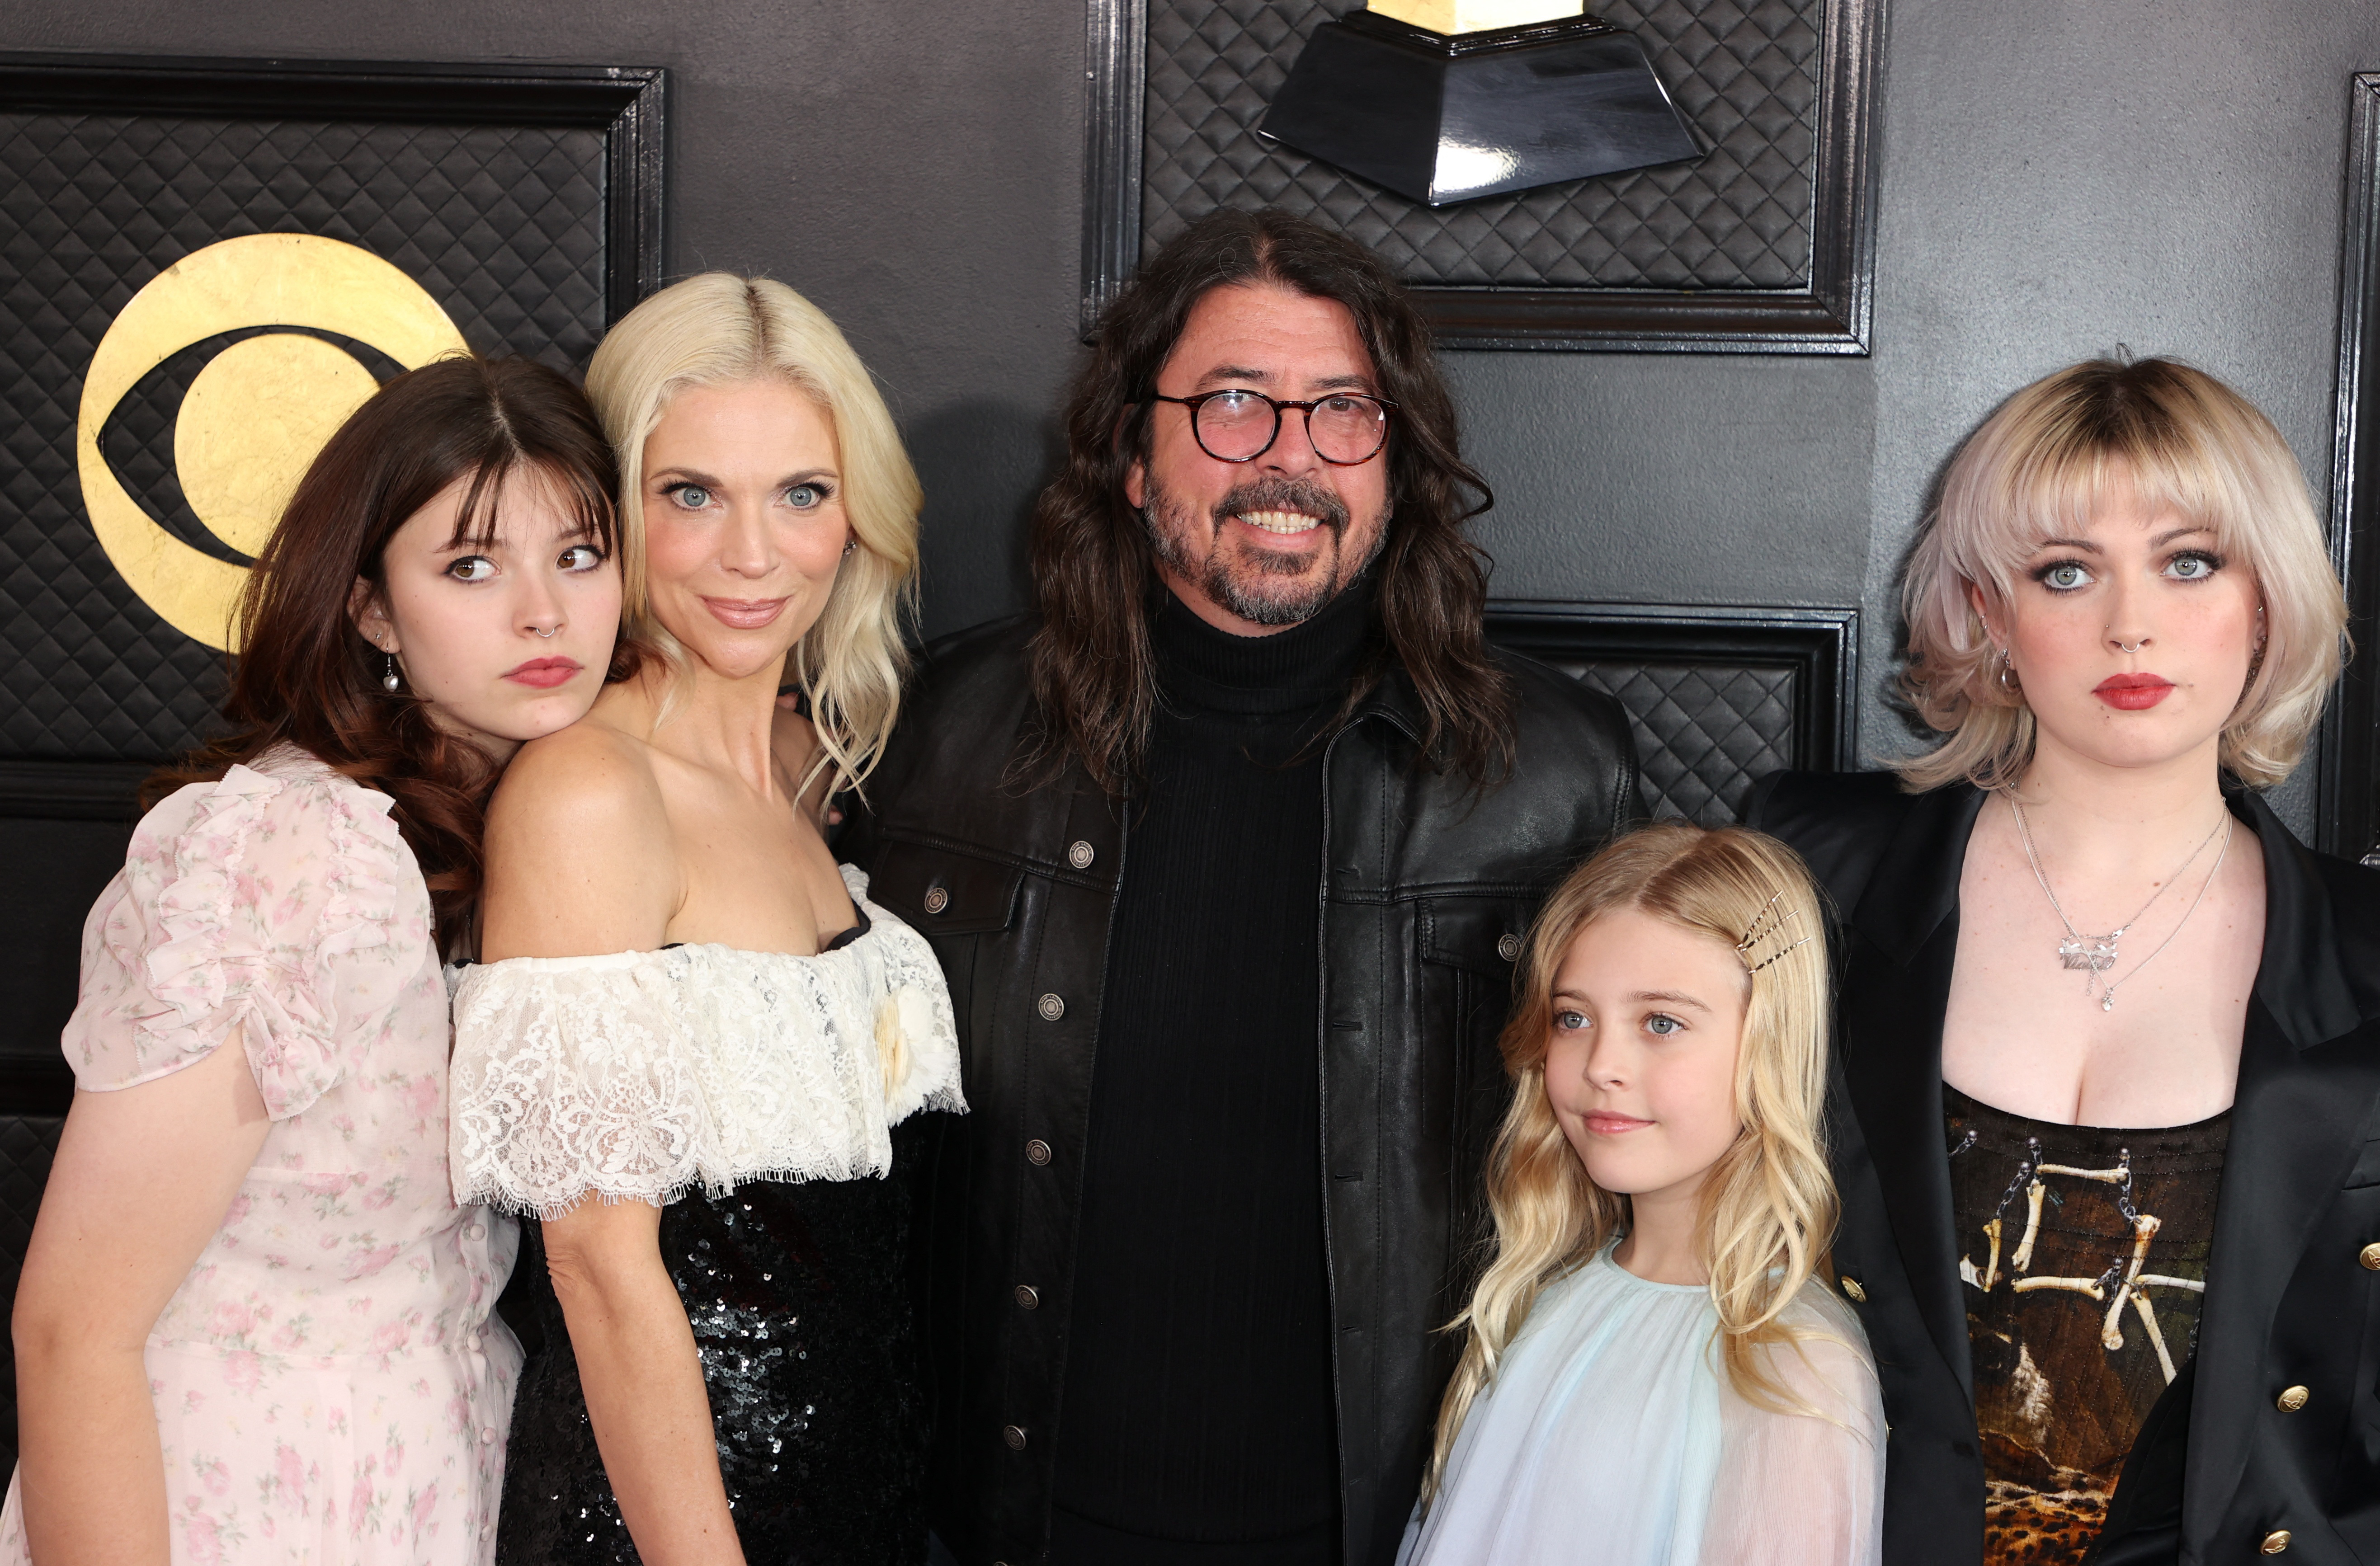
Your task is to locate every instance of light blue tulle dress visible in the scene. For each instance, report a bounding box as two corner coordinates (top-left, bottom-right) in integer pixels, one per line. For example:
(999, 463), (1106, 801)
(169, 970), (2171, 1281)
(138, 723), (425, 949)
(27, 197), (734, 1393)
(1399, 1247), (1884, 1566)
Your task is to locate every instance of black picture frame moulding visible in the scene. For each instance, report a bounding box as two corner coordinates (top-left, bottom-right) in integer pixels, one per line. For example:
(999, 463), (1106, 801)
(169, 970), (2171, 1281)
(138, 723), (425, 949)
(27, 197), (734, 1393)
(2322, 72), (2380, 864)
(0, 52), (667, 828)
(0, 54), (665, 324)
(1080, 0), (1882, 353)
(1485, 599), (1861, 773)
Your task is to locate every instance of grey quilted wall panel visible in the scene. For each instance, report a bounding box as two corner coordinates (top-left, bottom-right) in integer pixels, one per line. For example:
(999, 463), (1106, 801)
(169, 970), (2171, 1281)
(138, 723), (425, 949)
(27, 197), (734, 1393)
(0, 113), (607, 762)
(1541, 657), (1795, 823)
(1142, 0), (1821, 288)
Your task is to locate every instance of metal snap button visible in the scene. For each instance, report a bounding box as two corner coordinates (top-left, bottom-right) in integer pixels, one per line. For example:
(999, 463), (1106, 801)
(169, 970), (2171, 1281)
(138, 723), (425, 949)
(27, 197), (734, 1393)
(2262, 1529), (2292, 1554)
(2276, 1385), (2309, 1412)
(1025, 1138), (1052, 1166)
(923, 886), (950, 914)
(1002, 1424), (1028, 1451)
(1014, 1284), (1040, 1310)
(1037, 992), (1066, 1021)
(1068, 840), (1095, 870)
(1496, 933), (1522, 963)
(1839, 1276), (1867, 1303)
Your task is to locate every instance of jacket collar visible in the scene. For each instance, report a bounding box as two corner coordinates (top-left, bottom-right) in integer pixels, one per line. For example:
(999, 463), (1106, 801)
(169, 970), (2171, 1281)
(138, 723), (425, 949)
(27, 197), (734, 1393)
(1850, 780), (2368, 1048)
(1348, 662), (1428, 745)
(2238, 788), (2365, 1049)
(1849, 781), (1985, 968)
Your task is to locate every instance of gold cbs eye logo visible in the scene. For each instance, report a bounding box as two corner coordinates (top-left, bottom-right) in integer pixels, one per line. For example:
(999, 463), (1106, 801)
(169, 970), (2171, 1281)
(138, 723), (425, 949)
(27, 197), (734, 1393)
(76, 234), (470, 651)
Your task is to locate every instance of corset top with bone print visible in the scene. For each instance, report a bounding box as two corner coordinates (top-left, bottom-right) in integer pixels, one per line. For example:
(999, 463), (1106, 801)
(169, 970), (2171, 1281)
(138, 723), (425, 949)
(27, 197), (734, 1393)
(1942, 1084), (2229, 1566)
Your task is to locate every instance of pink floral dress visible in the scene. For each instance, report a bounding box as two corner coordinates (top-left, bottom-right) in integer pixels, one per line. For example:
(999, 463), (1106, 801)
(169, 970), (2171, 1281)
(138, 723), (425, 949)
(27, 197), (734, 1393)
(0, 746), (520, 1565)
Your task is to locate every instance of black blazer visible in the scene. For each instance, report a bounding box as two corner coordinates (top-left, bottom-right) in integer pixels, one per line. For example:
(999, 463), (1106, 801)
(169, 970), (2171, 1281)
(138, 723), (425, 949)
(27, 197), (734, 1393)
(1748, 770), (2380, 1566)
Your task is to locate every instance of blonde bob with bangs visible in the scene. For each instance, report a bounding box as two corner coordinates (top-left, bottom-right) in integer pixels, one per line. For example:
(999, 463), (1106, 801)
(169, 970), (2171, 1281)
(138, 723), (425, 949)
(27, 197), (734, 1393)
(1898, 356), (2346, 793)
(1426, 823), (1842, 1497)
(585, 273), (921, 796)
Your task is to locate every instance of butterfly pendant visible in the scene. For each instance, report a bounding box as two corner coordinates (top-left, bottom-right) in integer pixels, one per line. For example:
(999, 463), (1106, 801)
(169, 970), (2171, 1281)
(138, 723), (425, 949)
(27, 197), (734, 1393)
(2059, 936), (2118, 973)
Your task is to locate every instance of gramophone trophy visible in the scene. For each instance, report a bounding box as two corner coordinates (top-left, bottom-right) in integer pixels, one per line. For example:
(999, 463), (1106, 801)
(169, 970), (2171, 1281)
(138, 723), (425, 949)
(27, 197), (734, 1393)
(1259, 0), (1703, 206)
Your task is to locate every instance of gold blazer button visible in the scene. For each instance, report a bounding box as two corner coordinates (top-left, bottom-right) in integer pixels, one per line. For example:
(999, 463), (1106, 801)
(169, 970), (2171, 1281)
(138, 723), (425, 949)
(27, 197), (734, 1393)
(1839, 1276), (1866, 1303)
(2362, 1242), (2380, 1270)
(2276, 1385), (2309, 1413)
(2261, 1529), (2291, 1554)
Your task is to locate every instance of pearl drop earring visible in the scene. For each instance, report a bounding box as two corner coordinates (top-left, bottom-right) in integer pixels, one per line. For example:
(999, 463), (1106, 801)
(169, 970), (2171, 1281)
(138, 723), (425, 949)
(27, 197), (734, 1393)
(382, 653), (401, 693)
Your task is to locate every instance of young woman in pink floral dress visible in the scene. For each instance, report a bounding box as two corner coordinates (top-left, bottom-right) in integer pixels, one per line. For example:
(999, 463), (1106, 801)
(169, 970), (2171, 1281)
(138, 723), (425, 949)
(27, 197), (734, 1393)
(0, 356), (631, 1565)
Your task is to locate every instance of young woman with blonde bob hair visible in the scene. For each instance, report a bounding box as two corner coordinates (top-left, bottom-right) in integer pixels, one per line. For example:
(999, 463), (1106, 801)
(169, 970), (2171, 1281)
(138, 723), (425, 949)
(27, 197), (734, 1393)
(447, 275), (964, 1564)
(1404, 823), (1883, 1566)
(1750, 357), (2380, 1565)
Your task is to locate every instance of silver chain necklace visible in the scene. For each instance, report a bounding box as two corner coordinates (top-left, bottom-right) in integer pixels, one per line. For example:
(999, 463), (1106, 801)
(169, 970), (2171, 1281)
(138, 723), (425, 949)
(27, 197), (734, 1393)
(2008, 795), (2233, 1012)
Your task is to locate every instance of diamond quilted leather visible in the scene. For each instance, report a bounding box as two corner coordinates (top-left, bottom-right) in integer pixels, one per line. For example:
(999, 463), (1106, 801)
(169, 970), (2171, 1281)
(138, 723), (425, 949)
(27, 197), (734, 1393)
(1538, 657), (1795, 824)
(0, 112), (607, 762)
(0, 1114), (63, 1475)
(1141, 0), (1819, 288)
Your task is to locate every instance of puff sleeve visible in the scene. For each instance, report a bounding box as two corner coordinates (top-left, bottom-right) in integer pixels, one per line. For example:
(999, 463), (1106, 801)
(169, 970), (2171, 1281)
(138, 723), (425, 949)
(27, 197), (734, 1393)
(62, 757), (421, 1120)
(1697, 1286), (1886, 1566)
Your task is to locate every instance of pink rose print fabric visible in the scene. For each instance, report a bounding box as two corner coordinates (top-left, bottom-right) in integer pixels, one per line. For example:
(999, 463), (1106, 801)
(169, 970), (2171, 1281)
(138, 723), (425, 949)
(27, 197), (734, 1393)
(0, 747), (520, 1565)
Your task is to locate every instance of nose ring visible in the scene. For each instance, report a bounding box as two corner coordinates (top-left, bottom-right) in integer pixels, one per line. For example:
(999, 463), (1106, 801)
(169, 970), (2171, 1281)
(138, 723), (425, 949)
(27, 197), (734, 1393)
(2116, 640), (2142, 653)
(533, 626), (557, 639)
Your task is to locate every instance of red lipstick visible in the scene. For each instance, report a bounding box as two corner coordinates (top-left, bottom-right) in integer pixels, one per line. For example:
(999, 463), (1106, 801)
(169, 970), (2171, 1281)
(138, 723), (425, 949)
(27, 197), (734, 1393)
(504, 656), (582, 689)
(2094, 672), (2173, 710)
(702, 596), (790, 630)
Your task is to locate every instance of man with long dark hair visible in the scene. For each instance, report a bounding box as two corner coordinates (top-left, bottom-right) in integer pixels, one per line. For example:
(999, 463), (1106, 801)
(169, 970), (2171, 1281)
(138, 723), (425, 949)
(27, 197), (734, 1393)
(841, 207), (1643, 1566)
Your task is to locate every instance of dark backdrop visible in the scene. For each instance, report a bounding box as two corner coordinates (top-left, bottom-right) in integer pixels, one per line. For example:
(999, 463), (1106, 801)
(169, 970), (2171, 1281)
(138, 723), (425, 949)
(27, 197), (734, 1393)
(4, 1), (2378, 832)
(0, 0), (2374, 1487)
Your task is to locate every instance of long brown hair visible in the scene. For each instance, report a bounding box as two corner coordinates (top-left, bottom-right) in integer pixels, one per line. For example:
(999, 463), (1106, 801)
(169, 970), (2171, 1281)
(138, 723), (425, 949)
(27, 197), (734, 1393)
(1027, 207), (1515, 792)
(150, 354), (627, 951)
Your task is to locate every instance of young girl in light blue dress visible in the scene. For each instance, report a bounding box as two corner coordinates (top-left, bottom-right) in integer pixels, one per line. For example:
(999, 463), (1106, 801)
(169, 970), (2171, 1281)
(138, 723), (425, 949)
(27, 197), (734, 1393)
(1404, 824), (1883, 1566)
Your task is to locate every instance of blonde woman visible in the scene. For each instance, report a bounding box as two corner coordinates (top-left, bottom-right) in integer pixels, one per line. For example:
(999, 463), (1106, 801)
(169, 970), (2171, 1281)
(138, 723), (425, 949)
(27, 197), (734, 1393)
(1749, 357), (2376, 1565)
(1404, 824), (1883, 1566)
(447, 275), (963, 1565)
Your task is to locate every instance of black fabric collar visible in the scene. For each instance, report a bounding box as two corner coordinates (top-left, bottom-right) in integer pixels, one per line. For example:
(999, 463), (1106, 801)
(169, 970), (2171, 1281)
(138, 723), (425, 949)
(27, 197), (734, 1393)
(1848, 780), (2371, 1049)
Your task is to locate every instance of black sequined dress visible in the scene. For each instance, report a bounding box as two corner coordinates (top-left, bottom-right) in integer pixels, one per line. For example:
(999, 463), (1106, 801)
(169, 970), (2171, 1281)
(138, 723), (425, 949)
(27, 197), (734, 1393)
(496, 1129), (931, 1564)
(445, 866), (965, 1566)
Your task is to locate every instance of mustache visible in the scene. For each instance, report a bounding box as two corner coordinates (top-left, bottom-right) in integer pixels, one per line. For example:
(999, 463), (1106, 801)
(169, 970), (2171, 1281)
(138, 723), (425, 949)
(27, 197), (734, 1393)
(1210, 477), (1350, 536)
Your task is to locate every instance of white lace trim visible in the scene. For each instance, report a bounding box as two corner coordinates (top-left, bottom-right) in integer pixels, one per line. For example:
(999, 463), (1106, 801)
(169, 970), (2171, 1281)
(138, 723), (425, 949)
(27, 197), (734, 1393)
(448, 865), (964, 1218)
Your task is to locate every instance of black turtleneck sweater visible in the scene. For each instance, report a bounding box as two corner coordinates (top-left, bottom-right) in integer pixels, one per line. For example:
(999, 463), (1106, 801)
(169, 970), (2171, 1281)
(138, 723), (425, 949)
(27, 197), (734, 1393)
(1047, 581), (1375, 1565)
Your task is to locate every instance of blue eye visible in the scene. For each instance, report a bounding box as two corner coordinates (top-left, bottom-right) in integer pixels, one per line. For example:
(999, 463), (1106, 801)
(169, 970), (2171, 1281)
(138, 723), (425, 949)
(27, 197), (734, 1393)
(2038, 561), (2092, 592)
(446, 555), (496, 583)
(1645, 1013), (1682, 1037)
(787, 483), (829, 509)
(665, 482), (712, 510)
(2166, 551), (2220, 581)
(1553, 1010), (1588, 1032)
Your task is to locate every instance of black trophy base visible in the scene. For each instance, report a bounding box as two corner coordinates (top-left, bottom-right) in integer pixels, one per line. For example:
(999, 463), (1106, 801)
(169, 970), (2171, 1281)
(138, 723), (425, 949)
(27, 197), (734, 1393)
(1258, 10), (1703, 207)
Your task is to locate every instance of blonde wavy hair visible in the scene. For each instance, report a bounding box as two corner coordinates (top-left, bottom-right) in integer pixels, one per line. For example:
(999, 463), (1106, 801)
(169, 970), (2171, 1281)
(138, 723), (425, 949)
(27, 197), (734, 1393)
(585, 273), (921, 795)
(1898, 356), (2345, 792)
(1426, 824), (1838, 1496)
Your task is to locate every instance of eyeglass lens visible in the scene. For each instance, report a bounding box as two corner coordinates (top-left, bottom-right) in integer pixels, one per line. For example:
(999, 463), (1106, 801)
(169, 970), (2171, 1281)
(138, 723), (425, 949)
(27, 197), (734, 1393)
(1196, 391), (1387, 464)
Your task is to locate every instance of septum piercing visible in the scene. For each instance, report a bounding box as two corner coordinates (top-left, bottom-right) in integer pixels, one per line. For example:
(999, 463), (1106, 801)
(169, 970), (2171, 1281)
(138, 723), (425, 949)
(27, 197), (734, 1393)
(533, 626), (557, 638)
(2116, 640), (2143, 653)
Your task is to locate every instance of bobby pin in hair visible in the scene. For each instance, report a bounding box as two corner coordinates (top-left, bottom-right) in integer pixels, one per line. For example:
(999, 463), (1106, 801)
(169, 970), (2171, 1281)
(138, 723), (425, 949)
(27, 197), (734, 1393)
(1735, 890), (1813, 974)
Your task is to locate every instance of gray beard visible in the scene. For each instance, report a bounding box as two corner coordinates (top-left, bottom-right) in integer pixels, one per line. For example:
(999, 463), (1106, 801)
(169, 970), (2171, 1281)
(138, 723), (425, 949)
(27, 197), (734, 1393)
(1141, 477), (1386, 627)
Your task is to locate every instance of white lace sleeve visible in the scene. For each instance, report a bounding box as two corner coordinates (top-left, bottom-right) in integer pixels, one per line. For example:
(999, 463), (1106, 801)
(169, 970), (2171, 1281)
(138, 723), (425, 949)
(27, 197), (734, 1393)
(1697, 1284), (1886, 1566)
(448, 866), (962, 1218)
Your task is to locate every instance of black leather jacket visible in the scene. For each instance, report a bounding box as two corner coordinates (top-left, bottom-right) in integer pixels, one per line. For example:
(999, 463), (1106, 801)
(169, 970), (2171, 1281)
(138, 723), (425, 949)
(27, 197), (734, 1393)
(839, 615), (1644, 1566)
(1750, 771), (2380, 1566)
